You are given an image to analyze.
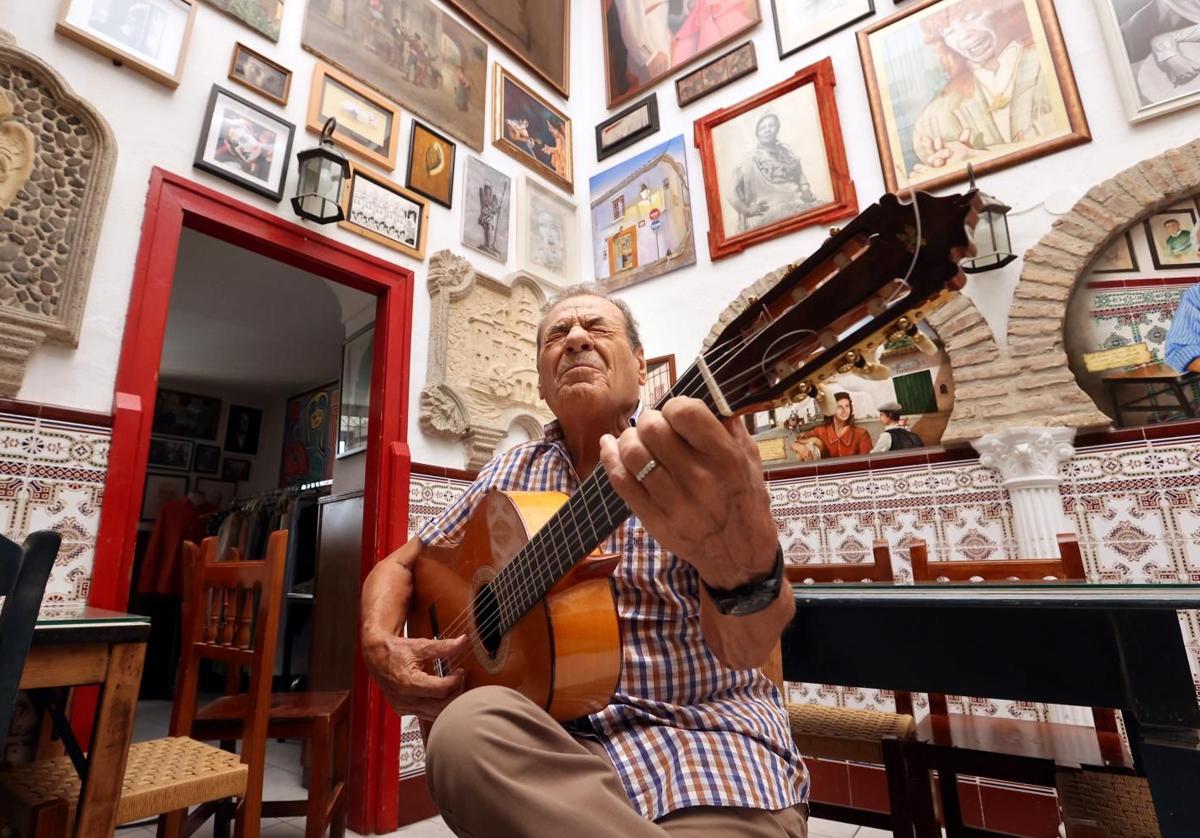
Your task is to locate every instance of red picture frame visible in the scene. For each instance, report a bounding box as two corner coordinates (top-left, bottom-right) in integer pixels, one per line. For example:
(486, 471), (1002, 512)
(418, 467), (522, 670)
(693, 59), (857, 261)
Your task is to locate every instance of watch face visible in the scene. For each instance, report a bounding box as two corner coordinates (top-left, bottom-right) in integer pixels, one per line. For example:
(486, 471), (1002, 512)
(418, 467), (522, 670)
(723, 587), (780, 616)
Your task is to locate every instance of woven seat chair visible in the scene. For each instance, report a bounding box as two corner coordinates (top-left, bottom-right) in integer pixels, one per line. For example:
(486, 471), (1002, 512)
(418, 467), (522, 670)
(1056, 767), (1159, 837)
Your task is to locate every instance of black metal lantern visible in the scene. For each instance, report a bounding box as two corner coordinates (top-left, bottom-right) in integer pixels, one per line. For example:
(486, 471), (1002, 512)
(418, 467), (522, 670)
(292, 118), (350, 224)
(961, 163), (1016, 274)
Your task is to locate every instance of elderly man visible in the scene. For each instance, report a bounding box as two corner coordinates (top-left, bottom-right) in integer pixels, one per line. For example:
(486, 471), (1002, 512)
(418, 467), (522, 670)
(1165, 282), (1200, 374)
(361, 285), (808, 836)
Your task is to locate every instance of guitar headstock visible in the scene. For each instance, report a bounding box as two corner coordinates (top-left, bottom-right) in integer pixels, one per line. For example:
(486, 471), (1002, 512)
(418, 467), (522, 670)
(694, 190), (981, 418)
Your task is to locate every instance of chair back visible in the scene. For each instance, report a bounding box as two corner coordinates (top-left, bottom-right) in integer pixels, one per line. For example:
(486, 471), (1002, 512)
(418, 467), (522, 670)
(0, 531), (61, 745)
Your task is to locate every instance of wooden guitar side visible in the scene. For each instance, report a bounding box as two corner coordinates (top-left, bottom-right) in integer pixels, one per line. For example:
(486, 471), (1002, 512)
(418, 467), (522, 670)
(407, 490), (622, 721)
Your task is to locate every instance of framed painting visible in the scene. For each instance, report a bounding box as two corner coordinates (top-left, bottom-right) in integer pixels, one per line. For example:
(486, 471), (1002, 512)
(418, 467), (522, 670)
(195, 477), (236, 509)
(694, 59), (858, 261)
(461, 156), (512, 262)
(200, 0), (283, 41)
(302, 0), (489, 150)
(442, 0), (569, 97)
(772, 0), (874, 59)
(192, 444), (221, 475)
(589, 134), (697, 291)
(221, 457), (252, 481)
(194, 85), (294, 202)
(493, 66), (574, 193)
(1093, 0), (1200, 123)
(518, 175), (578, 287)
(340, 165), (429, 260)
(228, 42), (291, 106)
(596, 94), (660, 162)
(1092, 231), (1139, 274)
(338, 324), (375, 457)
(280, 382), (340, 487)
(675, 41), (758, 108)
(857, 0), (1090, 194)
(640, 354), (676, 411)
(141, 473), (188, 522)
(148, 437), (194, 471)
(153, 388), (221, 439)
(1144, 205), (1200, 270)
(56, 0), (195, 89)
(224, 404), (262, 455)
(406, 121), (457, 208)
(602, 0), (761, 108)
(308, 63), (401, 171)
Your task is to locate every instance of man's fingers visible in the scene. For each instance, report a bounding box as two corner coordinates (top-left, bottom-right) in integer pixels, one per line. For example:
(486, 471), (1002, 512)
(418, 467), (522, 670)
(402, 665), (467, 700)
(407, 634), (469, 660)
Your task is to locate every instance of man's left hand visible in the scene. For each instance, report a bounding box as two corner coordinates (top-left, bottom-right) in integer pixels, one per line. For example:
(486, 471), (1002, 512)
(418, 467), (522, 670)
(599, 397), (779, 590)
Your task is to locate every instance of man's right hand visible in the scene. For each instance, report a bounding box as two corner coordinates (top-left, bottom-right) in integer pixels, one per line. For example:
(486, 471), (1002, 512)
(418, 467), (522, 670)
(362, 631), (469, 721)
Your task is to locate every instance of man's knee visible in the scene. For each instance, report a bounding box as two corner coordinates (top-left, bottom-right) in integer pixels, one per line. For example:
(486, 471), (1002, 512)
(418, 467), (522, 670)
(426, 686), (533, 788)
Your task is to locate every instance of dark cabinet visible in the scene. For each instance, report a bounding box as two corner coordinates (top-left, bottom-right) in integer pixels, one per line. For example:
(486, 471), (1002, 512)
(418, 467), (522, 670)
(309, 490), (364, 693)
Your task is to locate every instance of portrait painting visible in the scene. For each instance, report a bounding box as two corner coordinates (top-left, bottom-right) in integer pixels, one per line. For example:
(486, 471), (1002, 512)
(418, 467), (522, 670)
(201, 0), (283, 41)
(341, 166), (429, 259)
(858, 0), (1090, 193)
(1092, 230), (1139, 273)
(224, 404), (262, 455)
(442, 0), (570, 96)
(229, 42), (291, 105)
(493, 66), (573, 193)
(772, 0), (874, 58)
(602, 0), (761, 107)
(339, 325), (375, 457)
(590, 135), (697, 291)
(640, 355), (676, 410)
(57, 0), (195, 88)
(1093, 0), (1200, 122)
(302, 0), (489, 150)
(141, 473), (188, 522)
(152, 388), (221, 439)
(675, 41), (758, 107)
(406, 121), (457, 208)
(461, 156), (512, 262)
(596, 94), (660, 161)
(518, 176), (578, 287)
(308, 63), (400, 170)
(695, 60), (857, 260)
(194, 85), (294, 202)
(1144, 205), (1200, 269)
(148, 437), (194, 471)
(192, 444), (221, 475)
(280, 382), (340, 487)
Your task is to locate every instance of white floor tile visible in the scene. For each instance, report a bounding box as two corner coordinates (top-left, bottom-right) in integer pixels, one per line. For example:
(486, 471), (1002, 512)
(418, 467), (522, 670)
(806, 816), (861, 838)
(854, 829), (893, 838)
(351, 815), (454, 837)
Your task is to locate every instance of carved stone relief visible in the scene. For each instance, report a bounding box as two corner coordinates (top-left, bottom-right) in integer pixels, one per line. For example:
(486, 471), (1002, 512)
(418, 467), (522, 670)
(420, 250), (557, 469)
(0, 31), (116, 397)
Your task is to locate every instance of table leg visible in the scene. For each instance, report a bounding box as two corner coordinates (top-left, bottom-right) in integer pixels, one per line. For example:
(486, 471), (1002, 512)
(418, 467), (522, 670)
(74, 642), (147, 838)
(1171, 382), (1197, 418)
(1107, 382), (1125, 427)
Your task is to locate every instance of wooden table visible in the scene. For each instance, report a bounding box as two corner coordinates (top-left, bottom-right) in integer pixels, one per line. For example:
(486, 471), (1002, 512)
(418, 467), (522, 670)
(782, 582), (1200, 837)
(1101, 362), (1198, 426)
(22, 605), (150, 837)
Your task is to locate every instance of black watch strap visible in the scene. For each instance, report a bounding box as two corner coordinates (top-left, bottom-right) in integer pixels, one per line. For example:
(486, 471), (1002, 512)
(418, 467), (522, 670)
(702, 545), (785, 616)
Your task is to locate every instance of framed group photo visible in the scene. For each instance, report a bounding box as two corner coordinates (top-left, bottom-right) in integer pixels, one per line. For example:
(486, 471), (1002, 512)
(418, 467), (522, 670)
(56, 0), (196, 89)
(341, 165), (429, 259)
(493, 66), (573, 193)
(228, 42), (291, 105)
(194, 85), (294, 202)
(406, 121), (457, 208)
(308, 63), (401, 171)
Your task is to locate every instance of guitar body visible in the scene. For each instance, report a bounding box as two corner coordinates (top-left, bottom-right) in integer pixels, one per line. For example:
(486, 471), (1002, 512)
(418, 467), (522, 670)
(408, 489), (622, 721)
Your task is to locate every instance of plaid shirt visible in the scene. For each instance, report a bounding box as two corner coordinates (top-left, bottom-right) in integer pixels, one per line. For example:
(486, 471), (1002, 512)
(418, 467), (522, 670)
(418, 421), (808, 821)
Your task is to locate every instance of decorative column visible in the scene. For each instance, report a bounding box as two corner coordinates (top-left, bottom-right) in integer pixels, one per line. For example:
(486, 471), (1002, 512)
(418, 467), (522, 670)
(972, 427), (1076, 559)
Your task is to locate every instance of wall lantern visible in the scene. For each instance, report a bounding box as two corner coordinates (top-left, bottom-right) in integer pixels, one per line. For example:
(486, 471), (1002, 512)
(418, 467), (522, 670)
(292, 117), (350, 224)
(961, 163), (1015, 274)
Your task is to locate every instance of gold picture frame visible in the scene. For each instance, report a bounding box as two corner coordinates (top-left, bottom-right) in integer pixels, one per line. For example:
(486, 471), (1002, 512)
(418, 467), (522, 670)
(442, 0), (570, 97)
(340, 165), (429, 260)
(307, 63), (401, 171)
(228, 42), (291, 106)
(56, 0), (196, 89)
(492, 65), (573, 194)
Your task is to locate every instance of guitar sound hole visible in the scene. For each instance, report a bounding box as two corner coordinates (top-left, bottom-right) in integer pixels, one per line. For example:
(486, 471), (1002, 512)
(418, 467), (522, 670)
(473, 583), (502, 658)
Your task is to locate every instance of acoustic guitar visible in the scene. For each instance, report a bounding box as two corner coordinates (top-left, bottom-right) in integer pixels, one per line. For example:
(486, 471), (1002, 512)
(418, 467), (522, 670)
(408, 188), (982, 721)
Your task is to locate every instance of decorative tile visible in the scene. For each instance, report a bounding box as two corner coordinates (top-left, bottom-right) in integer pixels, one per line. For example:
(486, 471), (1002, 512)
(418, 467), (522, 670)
(399, 713), (426, 779)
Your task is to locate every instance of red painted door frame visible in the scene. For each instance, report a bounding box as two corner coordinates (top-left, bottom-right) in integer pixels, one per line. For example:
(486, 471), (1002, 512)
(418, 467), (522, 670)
(89, 168), (412, 834)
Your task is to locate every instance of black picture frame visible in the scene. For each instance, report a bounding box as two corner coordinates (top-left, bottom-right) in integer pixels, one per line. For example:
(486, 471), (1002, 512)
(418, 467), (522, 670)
(194, 84), (295, 202)
(338, 324), (375, 458)
(595, 94), (660, 162)
(772, 0), (875, 60)
(675, 42), (758, 108)
(152, 388), (221, 439)
(141, 473), (189, 522)
(224, 404), (263, 455)
(405, 120), (457, 209)
(222, 457), (253, 481)
(193, 443), (221, 475)
(147, 436), (194, 471)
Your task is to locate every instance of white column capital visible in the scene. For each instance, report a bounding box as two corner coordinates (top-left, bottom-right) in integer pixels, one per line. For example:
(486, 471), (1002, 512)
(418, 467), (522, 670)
(971, 427), (1076, 488)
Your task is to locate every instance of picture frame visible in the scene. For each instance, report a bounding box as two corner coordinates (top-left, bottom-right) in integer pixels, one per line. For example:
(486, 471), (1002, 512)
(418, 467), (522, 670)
(493, 65), (574, 193)
(194, 85), (295, 202)
(200, 0), (283, 42)
(595, 94), (660, 162)
(441, 0), (569, 97)
(1092, 0), (1200, 124)
(694, 59), (858, 261)
(406, 121), (457, 209)
(153, 388), (221, 439)
(221, 457), (252, 481)
(338, 324), (375, 458)
(280, 382), (340, 487)
(228, 42), (291, 106)
(857, 0), (1090, 194)
(461, 156), (512, 263)
(1143, 205), (1200, 270)
(1091, 231), (1139, 274)
(56, 0), (196, 89)
(675, 41), (758, 108)
(224, 404), (262, 455)
(307, 63), (401, 171)
(195, 477), (236, 510)
(640, 354), (677, 411)
(148, 436), (194, 471)
(340, 165), (429, 260)
(602, 0), (761, 108)
(518, 175), (579, 287)
(774, 0), (873, 59)
(141, 473), (189, 522)
(192, 443), (221, 475)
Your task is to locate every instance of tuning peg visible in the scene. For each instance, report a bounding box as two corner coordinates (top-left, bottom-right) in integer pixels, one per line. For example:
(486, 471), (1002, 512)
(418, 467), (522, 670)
(815, 385), (836, 416)
(851, 361), (892, 380)
(911, 330), (937, 356)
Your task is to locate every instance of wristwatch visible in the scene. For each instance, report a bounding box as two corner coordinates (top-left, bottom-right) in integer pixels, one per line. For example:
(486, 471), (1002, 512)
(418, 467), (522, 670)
(702, 545), (785, 616)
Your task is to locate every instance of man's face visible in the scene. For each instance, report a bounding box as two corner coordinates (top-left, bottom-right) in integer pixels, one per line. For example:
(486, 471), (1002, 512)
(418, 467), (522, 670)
(941, 9), (998, 65)
(1165, 220), (1181, 234)
(537, 296), (646, 426)
(834, 397), (852, 423)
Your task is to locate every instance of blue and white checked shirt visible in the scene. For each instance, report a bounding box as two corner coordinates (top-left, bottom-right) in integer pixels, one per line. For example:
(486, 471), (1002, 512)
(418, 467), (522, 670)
(417, 421), (808, 821)
(1165, 283), (1200, 374)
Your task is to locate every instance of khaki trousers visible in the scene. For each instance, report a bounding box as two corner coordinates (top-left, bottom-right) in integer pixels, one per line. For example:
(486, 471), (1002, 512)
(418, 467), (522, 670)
(425, 685), (808, 838)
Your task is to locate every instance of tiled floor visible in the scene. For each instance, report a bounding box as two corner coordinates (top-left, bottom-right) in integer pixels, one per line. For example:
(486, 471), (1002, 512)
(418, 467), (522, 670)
(376, 815), (891, 837)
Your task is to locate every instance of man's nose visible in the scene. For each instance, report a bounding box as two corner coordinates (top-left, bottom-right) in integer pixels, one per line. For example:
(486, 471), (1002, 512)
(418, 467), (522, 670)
(563, 323), (594, 351)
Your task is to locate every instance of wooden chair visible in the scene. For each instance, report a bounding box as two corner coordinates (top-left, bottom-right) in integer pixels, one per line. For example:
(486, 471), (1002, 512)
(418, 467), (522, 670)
(0, 532), (59, 742)
(179, 535), (349, 838)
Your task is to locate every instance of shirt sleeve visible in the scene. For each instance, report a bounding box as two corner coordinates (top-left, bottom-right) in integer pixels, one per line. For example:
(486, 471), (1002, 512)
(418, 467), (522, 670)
(871, 430), (893, 454)
(417, 459), (499, 548)
(1164, 285), (1200, 373)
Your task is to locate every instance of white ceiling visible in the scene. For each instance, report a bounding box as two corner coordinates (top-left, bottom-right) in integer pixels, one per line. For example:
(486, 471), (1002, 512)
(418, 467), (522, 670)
(160, 229), (375, 391)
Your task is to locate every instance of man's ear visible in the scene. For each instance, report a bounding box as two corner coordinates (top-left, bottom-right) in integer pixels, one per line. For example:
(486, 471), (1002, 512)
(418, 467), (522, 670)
(636, 348), (647, 386)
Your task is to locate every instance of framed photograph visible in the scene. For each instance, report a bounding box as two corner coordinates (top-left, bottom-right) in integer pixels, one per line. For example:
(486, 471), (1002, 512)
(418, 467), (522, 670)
(1092, 231), (1139, 274)
(195, 477), (236, 510)
(461, 156), (512, 262)
(675, 41), (758, 108)
(1144, 205), (1200, 270)
(153, 388), (221, 439)
(339, 324), (375, 457)
(596, 94), (660, 162)
(493, 66), (574, 193)
(441, 0), (569, 97)
(141, 473), (189, 522)
(1093, 0), (1200, 123)
(406, 121), (457, 208)
(228, 42), (291, 106)
(148, 436), (194, 471)
(602, 0), (761, 108)
(308, 63), (401, 171)
(857, 0), (1091, 194)
(56, 0), (196, 89)
(694, 59), (858, 261)
(773, 0), (873, 59)
(640, 354), (677, 411)
(302, 0), (488, 150)
(280, 382), (340, 487)
(221, 457), (252, 481)
(224, 404), (262, 455)
(194, 85), (294, 202)
(340, 165), (429, 259)
(589, 135), (697, 291)
(192, 443), (221, 475)
(200, 0), (282, 41)
(518, 176), (578, 287)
